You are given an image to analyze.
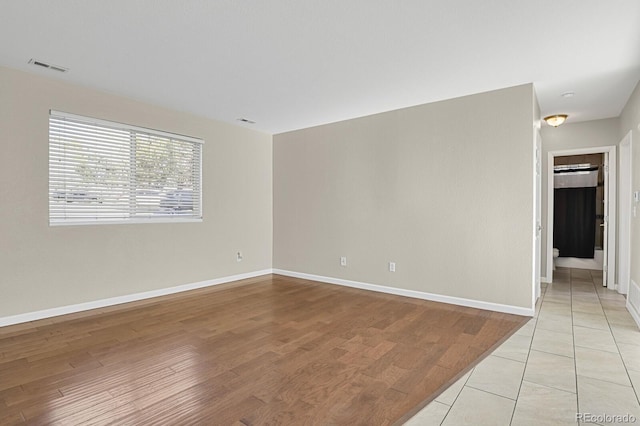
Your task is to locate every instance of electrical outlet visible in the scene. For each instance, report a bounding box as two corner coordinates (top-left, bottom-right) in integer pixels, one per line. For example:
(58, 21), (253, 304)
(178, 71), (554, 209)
(340, 256), (347, 266)
(236, 251), (243, 262)
(389, 262), (396, 272)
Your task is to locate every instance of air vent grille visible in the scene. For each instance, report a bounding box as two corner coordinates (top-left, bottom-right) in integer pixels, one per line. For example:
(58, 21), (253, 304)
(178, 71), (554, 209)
(28, 58), (68, 73)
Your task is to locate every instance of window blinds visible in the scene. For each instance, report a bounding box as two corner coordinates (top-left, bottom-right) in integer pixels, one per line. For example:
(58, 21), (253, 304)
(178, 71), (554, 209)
(49, 111), (203, 225)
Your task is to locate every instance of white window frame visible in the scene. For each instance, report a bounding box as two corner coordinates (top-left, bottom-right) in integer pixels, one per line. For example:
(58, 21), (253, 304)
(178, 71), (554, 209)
(49, 110), (204, 226)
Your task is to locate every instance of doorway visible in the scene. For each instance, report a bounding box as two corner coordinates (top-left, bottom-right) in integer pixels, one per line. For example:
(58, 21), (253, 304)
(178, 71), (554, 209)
(554, 153), (604, 269)
(546, 146), (616, 288)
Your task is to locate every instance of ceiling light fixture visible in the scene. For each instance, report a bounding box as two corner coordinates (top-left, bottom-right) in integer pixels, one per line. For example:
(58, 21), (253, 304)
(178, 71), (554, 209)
(544, 114), (568, 127)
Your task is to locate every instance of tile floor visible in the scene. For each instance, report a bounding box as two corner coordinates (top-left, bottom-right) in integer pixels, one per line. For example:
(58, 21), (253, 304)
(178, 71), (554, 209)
(405, 267), (640, 425)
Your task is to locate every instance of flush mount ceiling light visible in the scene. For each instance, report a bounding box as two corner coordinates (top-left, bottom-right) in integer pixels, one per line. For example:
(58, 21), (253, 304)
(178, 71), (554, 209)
(544, 114), (568, 127)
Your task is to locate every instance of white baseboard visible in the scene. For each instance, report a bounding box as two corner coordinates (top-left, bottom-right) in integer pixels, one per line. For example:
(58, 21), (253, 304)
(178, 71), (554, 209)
(627, 280), (640, 329)
(1, 267), (536, 328)
(0, 269), (273, 328)
(273, 269), (534, 317)
(541, 276), (551, 284)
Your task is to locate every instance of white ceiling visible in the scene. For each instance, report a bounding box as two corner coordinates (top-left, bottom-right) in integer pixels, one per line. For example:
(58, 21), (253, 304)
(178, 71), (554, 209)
(1, 1), (639, 134)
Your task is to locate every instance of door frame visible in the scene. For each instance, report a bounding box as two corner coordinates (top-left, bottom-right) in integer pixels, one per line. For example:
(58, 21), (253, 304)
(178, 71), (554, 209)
(546, 145), (617, 287)
(533, 128), (542, 304)
(618, 132), (632, 294)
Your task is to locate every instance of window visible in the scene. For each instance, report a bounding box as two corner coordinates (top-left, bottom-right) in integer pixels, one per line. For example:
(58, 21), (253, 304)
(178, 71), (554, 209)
(49, 110), (203, 225)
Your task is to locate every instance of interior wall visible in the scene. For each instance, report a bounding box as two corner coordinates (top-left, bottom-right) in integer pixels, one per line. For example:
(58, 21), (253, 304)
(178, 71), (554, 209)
(540, 118), (620, 279)
(619, 81), (640, 291)
(274, 84), (535, 310)
(0, 66), (273, 317)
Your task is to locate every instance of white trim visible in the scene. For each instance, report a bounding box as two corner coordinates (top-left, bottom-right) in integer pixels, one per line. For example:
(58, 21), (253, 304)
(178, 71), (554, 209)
(546, 145), (617, 287)
(533, 128), (542, 303)
(50, 218), (203, 227)
(1, 267), (537, 328)
(546, 151), (554, 282)
(547, 145), (616, 157)
(627, 280), (640, 329)
(627, 306), (640, 330)
(606, 149), (617, 288)
(273, 269), (534, 317)
(618, 131), (632, 295)
(541, 276), (551, 284)
(0, 269), (272, 327)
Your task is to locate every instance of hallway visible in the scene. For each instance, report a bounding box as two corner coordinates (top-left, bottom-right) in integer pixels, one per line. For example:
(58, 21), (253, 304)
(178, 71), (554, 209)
(407, 267), (640, 425)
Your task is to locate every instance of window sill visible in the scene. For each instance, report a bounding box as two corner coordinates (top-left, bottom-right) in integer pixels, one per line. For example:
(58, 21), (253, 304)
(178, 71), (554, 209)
(49, 218), (203, 227)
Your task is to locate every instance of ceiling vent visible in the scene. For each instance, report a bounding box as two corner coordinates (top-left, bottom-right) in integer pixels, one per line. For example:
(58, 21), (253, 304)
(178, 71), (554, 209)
(28, 58), (68, 73)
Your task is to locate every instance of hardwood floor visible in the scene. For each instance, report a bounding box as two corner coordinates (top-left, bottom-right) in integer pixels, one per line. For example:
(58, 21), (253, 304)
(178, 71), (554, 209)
(0, 274), (527, 425)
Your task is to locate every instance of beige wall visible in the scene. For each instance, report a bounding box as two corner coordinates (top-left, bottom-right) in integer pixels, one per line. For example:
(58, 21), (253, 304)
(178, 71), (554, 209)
(540, 118), (620, 279)
(274, 84), (535, 309)
(0, 66), (273, 317)
(619, 81), (640, 288)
